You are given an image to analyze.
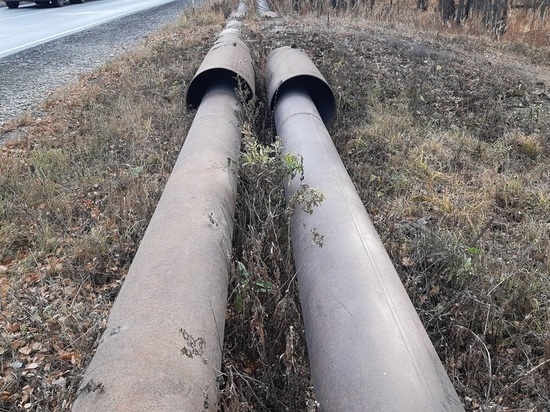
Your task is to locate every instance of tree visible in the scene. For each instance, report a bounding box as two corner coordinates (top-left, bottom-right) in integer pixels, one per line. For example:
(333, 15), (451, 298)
(417, 0), (429, 10)
(439, 0), (456, 21)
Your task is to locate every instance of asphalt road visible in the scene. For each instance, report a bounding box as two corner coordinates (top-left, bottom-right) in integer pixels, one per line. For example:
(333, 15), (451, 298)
(0, 0), (191, 130)
(0, 0), (177, 58)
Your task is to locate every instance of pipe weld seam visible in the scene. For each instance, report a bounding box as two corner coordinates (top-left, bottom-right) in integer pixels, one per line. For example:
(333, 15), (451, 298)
(193, 114), (241, 128)
(277, 111), (323, 131)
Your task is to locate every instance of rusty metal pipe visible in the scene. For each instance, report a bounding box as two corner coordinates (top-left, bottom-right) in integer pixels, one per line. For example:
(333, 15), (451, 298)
(232, 1), (248, 18)
(256, 0), (269, 13)
(72, 26), (254, 412)
(268, 47), (464, 411)
(187, 23), (254, 109)
(256, 0), (278, 17)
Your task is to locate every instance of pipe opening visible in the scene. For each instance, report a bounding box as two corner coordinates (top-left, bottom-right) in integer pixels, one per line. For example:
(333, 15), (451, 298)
(266, 47), (336, 128)
(272, 76), (336, 127)
(186, 34), (255, 110)
(186, 68), (251, 109)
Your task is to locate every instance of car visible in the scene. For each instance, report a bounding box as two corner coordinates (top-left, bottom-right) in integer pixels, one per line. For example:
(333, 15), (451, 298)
(3, 0), (84, 8)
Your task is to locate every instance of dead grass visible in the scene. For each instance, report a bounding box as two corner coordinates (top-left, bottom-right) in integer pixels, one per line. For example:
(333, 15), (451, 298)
(267, 11), (549, 410)
(0, 1), (549, 411)
(0, 6), (223, 410)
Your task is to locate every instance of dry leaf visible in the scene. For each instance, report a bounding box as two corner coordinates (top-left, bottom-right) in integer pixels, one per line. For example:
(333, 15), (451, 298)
(58, 350), (81, 364)
(24, 273), (41, 284)
(9, 361), (23, 369)
(52, 377), (66, 387)
(58, 351), (74, 362)
(401, 257), (415, 267)
(7, 323), (21, 333)
(19, 346), (33, 355)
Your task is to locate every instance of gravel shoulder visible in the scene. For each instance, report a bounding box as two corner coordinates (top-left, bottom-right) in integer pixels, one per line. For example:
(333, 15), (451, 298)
(0, 0), (191, 136)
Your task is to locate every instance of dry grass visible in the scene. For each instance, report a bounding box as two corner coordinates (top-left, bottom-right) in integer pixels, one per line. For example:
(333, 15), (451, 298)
(267, 10), (549, 410)
(0, 6), (223, 410)
(1, 0), (549, 411)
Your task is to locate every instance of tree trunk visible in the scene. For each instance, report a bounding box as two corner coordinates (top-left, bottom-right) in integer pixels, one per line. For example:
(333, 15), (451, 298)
(482, 0), (492, 26)
(540, 0), (549, 20)
(417, 0), (429, 10)
(465, 0), (473, 18)
(456, 0), (465, 23)
(440, 0), (456, 21)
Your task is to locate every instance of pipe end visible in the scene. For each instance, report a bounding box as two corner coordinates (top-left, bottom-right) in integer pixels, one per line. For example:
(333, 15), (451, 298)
(186, 36), (255, 109)
(266, 46), (336, 128)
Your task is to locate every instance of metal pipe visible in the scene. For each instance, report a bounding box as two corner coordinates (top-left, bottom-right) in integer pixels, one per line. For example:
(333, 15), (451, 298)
(267, 47), (464, 411)
(231, 0), (248, 18)
(187, 23), (255, 109)
(266, 47), (336, 127)
(256, 0), (270, 13)
(255, 0), (278, 17)
(72, 26), (255, 412)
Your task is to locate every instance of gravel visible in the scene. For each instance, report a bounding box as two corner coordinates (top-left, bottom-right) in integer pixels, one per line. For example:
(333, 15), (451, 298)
(0, 0), (191, 133)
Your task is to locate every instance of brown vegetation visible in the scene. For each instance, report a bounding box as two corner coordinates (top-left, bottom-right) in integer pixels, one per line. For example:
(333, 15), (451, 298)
(0, 1), (549, 410)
